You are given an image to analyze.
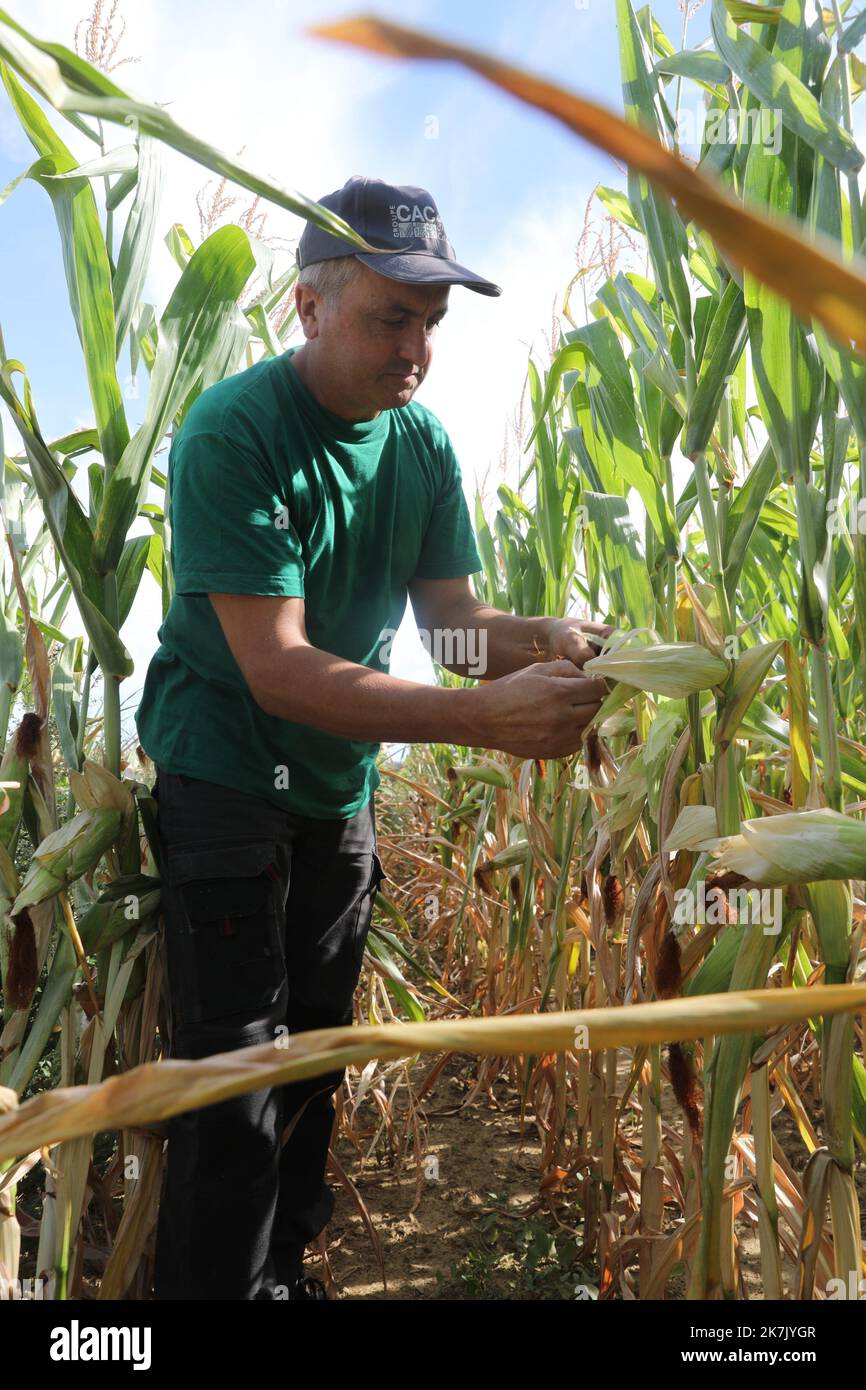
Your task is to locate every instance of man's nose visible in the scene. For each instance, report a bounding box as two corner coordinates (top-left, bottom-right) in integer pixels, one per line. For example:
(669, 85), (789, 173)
(396, 321), (433, 370)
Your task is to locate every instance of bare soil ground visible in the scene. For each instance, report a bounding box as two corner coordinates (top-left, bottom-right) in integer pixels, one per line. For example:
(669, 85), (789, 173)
(311, 1054), (866, 1301)
(314, 1056), (588, 1301)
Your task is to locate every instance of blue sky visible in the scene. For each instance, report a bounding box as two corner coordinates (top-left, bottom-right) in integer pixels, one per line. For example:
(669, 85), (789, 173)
(0, 0), (712, 436)
(0, 0), (766, 740)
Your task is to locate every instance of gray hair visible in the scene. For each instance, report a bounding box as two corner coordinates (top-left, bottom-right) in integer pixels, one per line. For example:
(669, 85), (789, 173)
(295, 254), (364, 304)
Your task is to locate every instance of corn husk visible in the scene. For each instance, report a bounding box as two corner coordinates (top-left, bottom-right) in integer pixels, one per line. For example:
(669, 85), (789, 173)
(69, 759), (136, 824)
(10, 809), (122, 916)
(78, 875), (163, 954)
(584, 641), (730, 699)
(663, 804), (720, 853)
(69, 760), (140, 878)
(714, 639), (785, 747)
(710, 809), (866, 887)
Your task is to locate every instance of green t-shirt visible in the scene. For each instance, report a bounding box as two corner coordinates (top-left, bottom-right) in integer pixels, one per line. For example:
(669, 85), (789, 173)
(134, 345), (483, 818)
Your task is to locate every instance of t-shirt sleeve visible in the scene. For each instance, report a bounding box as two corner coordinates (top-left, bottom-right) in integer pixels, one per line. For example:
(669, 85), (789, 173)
(412, 431), (483, 580)
(168, 427), (306, 598)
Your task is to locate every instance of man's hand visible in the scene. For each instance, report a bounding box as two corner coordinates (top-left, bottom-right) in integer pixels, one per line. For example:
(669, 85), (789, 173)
(539, 618), (614, 669)
(469, 660), (608, 760)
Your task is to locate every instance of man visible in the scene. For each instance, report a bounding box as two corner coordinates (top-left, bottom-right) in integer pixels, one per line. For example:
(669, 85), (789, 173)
(135, 175), (610, 1301)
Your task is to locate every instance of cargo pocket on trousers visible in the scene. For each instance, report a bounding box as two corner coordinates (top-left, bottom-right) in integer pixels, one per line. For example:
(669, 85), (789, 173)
(165, 842), (286, 1025)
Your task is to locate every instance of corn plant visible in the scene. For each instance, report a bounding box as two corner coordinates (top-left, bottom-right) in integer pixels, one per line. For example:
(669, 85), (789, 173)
(1, 0), (866, 1304)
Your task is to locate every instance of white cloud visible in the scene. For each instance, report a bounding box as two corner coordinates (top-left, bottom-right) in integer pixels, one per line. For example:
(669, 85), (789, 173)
(420, 185), (599, 495)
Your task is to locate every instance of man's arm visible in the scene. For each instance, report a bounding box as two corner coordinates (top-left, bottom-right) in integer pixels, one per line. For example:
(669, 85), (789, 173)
(408, 575), (612, 681)
(210, 592), (479, 743)
(208, 592), (608, 759)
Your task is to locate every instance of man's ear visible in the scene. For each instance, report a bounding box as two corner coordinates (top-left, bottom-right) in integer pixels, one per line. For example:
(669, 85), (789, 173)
(294, 284), (321, 338)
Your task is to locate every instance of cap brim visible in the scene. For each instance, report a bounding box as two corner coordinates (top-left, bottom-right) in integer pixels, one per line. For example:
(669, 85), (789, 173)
(352, 249), (501, 297)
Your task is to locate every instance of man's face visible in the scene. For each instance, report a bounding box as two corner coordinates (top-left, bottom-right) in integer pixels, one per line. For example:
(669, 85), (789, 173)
(300, 262), (450, 417)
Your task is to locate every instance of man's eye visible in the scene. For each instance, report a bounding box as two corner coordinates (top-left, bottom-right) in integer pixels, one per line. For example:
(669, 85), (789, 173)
(383, 318), (406, 327)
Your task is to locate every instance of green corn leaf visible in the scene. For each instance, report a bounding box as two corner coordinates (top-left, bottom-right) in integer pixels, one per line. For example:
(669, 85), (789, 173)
(560, 322), (679, 555)
(582, 491), (655, 629)
(105, 163), (138, 213)
(51, 636), (83, 774)
(116, 534), (152, 629)
(785, 637), (814, 805)
(809, 59), (866, 443)
(364, 932), (426, 1022)
(40, 143), (137, 181)
(5, 926), (79, 1097)
(739, 14), (824, 488)
(685, 277), (748, 460)
(615, 271), (683, 397)
(712, 0), (862, 173)
(685, 922), (745, 997)
(715, 639), (785, 747)
(803, 880), (853, 979)
(165, 222), (194, 271)
(617, 0), (693, 340)
(473, 493), (507, 609)
(636, 5), (676, 60)
(0, 348), (133, 678)
(92, 224), (258, 575)
(450, 762), (512, 790)
(113, 134), (164, 360)
(839, 4), (866, 51)
(0, 722), (29, 852)
(0, 62), (129, 475)
(724, 1), (782, 21)
(692, 907), (788, 1298)
(0, 499), (23, 744)
(527, 359), (563, 580)
(654, 48), (730, 91)
(46, 427), (100, 459)
(595, 184), (643, 231)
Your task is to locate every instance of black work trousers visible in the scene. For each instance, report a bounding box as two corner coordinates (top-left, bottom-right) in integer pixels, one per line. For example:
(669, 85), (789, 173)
(151, 768), (385, 1300)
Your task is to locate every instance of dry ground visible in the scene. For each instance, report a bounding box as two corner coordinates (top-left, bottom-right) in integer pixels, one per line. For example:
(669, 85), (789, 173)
(311, 1053), (866, 1301)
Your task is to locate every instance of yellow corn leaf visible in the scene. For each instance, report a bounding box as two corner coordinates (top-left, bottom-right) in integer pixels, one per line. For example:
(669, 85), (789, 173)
(0, 984), (864, 1161)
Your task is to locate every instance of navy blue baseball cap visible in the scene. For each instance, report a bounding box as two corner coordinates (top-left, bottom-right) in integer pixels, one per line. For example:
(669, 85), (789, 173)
(296, 175), (502, 297)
